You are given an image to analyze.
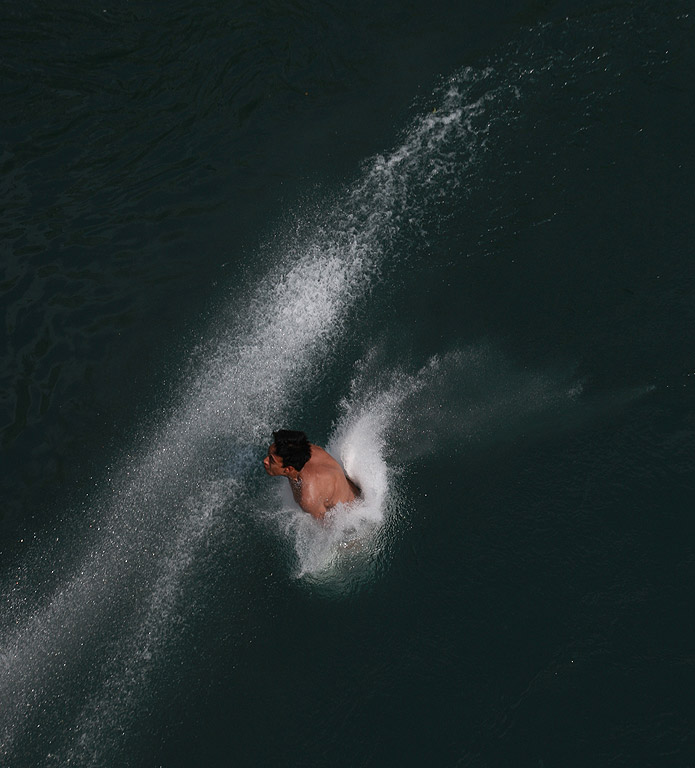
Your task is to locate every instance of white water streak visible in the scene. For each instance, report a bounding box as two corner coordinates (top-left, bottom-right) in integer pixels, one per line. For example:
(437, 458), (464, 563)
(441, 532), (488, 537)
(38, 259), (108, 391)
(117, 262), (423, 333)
(1, 68), (506, 764)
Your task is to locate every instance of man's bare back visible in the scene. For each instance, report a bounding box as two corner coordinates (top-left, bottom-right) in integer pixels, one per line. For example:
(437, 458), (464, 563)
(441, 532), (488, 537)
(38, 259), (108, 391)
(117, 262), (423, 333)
(263, 430), (360, 520)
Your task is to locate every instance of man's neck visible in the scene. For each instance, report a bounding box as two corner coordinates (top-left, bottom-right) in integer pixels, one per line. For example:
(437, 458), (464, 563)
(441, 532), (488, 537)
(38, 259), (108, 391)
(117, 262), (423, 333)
(286, 468), (302, 486)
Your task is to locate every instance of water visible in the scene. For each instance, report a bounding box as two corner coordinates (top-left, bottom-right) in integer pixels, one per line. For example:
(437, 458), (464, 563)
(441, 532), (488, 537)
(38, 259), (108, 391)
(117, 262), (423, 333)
(2, 1), (694, 765)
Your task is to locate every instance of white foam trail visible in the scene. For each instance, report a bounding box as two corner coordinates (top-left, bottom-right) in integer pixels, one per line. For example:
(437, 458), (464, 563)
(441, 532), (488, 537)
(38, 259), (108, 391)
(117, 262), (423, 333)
(0, 68), (507, 764)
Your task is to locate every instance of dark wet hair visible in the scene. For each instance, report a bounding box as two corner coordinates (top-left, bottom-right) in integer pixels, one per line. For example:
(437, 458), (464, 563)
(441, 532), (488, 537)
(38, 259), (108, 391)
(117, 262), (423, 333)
(273, 429), (311, 471)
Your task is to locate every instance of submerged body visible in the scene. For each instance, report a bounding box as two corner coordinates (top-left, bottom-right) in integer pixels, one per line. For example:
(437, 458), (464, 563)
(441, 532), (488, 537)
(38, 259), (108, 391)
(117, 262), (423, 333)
(264, 431), (360, 519)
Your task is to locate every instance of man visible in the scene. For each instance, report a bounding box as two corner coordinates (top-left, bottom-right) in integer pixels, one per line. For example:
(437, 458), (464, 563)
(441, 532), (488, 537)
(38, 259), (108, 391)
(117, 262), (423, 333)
(263, 429), (361, 520)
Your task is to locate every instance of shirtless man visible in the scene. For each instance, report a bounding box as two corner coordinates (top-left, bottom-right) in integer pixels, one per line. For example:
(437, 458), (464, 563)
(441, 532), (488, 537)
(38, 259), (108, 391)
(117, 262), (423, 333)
(263, 429), (360, 520)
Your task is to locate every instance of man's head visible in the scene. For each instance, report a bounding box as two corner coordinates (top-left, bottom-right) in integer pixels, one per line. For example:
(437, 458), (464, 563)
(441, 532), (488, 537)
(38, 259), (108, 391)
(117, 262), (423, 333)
(263, 429), (311, 476)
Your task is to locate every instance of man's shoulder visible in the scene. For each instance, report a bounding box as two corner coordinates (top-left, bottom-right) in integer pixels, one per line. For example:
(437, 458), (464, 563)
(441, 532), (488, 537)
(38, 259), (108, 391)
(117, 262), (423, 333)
(308, 445), (341, 467)
(302, 450), (342, 489)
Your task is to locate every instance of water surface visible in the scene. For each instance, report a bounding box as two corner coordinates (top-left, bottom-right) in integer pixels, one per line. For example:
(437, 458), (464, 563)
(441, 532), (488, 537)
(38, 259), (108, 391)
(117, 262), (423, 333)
(1, 1), (694, 766)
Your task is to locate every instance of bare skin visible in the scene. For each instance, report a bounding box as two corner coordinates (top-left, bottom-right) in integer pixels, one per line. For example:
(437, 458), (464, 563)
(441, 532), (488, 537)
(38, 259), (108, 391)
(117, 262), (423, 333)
(263, 442), (361, 520)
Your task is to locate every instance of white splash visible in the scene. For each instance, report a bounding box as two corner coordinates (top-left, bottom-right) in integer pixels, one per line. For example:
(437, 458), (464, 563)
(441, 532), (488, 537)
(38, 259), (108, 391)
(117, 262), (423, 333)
(278, 389), (396, 579)
(0, 66), (506, 765)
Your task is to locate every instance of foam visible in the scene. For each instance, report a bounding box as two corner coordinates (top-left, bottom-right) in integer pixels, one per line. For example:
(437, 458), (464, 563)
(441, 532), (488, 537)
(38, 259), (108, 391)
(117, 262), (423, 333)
(0, 66), (501, 765)
(274, 343), (604, 582)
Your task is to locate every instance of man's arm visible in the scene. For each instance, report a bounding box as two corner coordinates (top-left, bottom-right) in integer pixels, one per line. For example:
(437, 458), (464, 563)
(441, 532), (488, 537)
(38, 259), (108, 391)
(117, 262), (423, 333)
(298, 486), (327, 520)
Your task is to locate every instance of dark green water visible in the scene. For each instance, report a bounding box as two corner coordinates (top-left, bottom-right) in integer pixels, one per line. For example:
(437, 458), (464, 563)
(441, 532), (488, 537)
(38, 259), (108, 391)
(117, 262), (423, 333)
(2, 1), (694, 766)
